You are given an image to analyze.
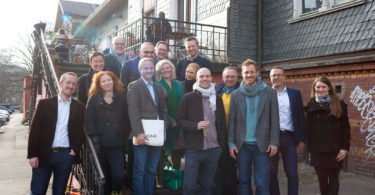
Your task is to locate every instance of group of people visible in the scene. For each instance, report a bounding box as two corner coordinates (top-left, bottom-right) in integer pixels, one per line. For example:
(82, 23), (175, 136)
(27, 35), (350, 195)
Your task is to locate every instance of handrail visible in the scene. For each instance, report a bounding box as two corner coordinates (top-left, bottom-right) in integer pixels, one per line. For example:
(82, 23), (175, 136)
(38, 27), (60, 95)
(116, 16), (228, 63)
(85, 131), (105, 180)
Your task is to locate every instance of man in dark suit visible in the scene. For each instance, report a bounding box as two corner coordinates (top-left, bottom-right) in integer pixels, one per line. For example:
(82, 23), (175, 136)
(127, 57), (168, 195)
(269, 67), (307, 195)
(27, 72), (85, 195)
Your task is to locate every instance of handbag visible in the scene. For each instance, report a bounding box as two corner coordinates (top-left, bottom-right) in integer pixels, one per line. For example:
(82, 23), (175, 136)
(162, 164), (183, 191)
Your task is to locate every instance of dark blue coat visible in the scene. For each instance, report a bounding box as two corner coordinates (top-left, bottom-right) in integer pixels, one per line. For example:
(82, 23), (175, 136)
(176, 55), (212, 81)
(286, 87), (307, 144)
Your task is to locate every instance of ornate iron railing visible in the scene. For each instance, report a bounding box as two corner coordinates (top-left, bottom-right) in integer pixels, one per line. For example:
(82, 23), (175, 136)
(30, 23), (105, 195)
(117, 16), (228, 63)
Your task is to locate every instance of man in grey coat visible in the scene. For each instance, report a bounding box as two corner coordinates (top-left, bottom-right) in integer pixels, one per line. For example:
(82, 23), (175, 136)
(127, 57), (168, 195)
(228, 59), (280, 195)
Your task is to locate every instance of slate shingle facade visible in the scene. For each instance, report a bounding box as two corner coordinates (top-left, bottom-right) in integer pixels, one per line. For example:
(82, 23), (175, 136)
(262, 0), (375, 63)
(228, 0), (258, 62)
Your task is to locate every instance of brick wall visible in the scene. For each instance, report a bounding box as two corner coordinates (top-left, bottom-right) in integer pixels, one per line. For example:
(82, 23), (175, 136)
(262, 62), (375, 176)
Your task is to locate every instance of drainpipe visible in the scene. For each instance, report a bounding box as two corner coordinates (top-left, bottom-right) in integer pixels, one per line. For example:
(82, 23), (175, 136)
(257, 0), (262, 69)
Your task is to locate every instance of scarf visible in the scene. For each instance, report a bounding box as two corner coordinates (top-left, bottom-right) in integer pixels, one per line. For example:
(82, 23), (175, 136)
(315, 94), (331, 103)
(239, 77), (267, 112)
(110, 49), (128, 67)
(193, 82), (216, 112)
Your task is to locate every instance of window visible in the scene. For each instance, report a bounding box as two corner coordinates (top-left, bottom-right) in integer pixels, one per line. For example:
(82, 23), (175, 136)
(302, 0), (322, 14)
(290, 0), (365, 23)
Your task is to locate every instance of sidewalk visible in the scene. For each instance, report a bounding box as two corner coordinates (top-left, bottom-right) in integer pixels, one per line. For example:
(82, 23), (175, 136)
(0, 112), (31, 195)
(0, 112), (374, 195)
(278, 161), (375, 195)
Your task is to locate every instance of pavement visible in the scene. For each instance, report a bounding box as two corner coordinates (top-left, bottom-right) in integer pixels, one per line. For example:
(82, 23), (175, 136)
(0, 112), (374, 195)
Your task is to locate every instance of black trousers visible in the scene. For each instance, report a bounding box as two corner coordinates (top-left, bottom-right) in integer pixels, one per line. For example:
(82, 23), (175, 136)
(98, 147), (125, 195)
(314, 167), (340, 195)
(212, 146), (239, 195)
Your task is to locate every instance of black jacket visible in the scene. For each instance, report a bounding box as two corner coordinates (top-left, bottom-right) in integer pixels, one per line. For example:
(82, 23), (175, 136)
(77, 69), (94, 106)
(177, 90), (226, 150)
(306, 100), (350, 153)
(104, 54), (121, 78)
(85, 92), (130, 150)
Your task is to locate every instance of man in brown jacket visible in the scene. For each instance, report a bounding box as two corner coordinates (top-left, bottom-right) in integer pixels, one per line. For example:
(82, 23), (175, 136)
(127, 57), (168, 195)
(27, 72), (85, 195)
(177, 68), (226, 195)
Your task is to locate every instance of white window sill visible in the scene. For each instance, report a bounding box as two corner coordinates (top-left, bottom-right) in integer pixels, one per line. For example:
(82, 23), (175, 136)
(288, 0), (365, 24)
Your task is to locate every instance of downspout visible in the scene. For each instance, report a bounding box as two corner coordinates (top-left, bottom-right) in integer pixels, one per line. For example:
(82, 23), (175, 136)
(257, 0), (262, 69)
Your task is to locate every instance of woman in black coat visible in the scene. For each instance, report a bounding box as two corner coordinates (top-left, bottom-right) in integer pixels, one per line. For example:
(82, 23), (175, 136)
(306, 76), (350, 195)
(85, 71), (129, 195)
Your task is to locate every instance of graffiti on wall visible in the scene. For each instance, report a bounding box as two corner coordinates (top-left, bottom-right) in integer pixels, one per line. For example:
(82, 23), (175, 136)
(350, 85), (375, 160)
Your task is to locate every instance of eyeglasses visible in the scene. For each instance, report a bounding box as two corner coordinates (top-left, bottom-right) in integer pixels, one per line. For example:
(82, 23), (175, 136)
(270, 74), (284, 78)
(143, 51), (154, 54)
(115, 43), (125, 46)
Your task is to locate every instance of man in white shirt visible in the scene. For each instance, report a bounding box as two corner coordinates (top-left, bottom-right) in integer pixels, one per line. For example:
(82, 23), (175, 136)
(27, 72), (85, 195)
(269, 67), (307, 195)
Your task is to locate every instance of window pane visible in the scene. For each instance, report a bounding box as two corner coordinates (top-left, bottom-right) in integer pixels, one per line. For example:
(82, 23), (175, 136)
(335, 0), (345, 4)
(303, 0), (323, 13)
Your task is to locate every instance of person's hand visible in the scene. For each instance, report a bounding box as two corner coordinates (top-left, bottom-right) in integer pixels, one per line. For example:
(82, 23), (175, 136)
(69, 150), (76, 156)
(267, 145), (278, 157)
(229, 146), (238, 160)
(297, 142), (305, 153)
(197, 121), (209, 130)
(170, 122), (177, 128)
(29, 157), (39, 168)
(137, 133), (148, 145)
(336, 149), (348, 162)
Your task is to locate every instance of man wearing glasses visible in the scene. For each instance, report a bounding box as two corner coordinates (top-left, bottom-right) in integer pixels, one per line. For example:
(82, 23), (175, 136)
(120, 42), (156, 89)
(269, 67), (306, 195)
(105, 36), (129, 78)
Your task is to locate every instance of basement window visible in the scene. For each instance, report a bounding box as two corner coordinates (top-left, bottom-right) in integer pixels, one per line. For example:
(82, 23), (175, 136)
(335, 85), (342, 94)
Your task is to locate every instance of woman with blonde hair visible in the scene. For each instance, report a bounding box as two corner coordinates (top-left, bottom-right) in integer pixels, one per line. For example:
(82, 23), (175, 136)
(155, 60), (185, 182)
(183, 63), (200, 93)
(85, 71), (130, 195)
(306, 76), (350, 195)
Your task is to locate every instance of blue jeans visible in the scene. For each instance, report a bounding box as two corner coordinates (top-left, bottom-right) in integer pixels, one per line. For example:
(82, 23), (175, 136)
(237, 144), (270, 195)
(270, 132), (299, 195)
(133, 145), (161, 195)
(30, 150), (74, 195)
(183, 147), (221, 195)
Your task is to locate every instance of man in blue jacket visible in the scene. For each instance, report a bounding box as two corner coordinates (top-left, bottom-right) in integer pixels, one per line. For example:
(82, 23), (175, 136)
(175, 37), (212, 81)
(269, 66), (307, 195)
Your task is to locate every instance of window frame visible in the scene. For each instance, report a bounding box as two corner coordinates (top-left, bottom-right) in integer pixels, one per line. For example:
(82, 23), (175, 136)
(289, 0), (365, 23)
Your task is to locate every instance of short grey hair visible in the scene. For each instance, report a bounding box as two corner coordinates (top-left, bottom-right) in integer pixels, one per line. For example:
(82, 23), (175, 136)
(222, 67), (238, 76)
(140, 42), (154, 52)
(155, 60), (176, 81)
(138, 58), (154, 69)
(111, 36), (125, 45)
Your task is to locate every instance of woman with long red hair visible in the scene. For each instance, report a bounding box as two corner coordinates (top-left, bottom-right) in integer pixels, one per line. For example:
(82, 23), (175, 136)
(306, 76), (350, 195)
(85, 71), (130, 195)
